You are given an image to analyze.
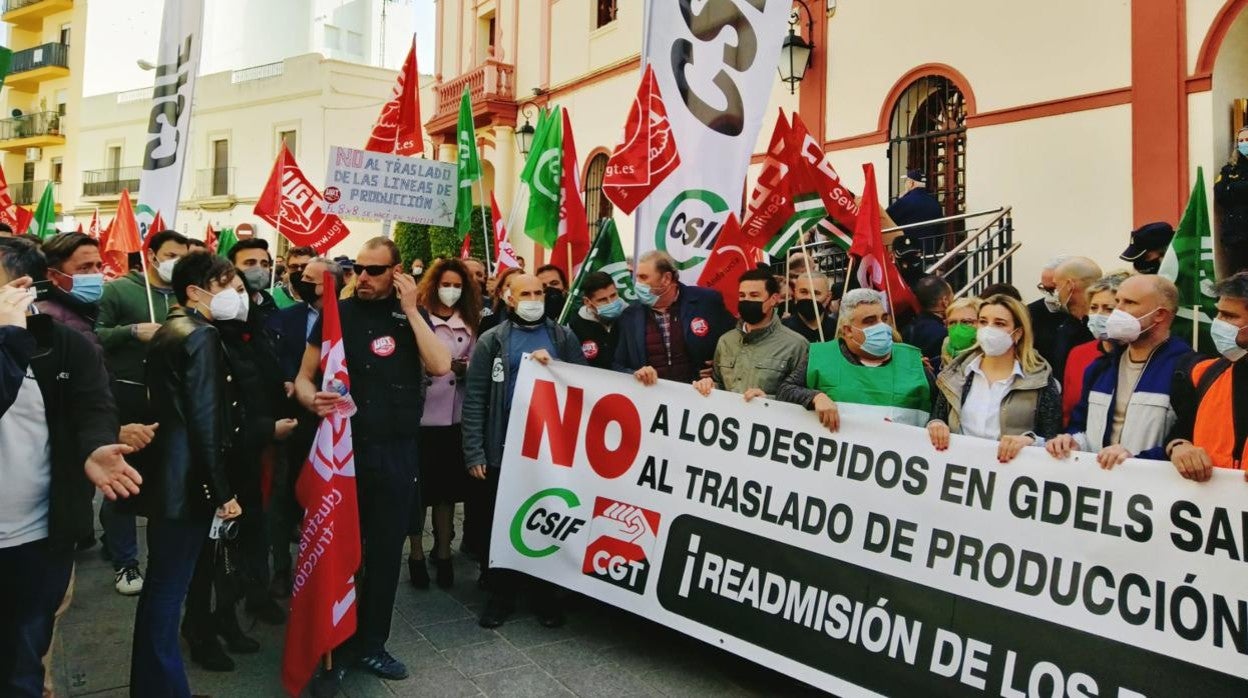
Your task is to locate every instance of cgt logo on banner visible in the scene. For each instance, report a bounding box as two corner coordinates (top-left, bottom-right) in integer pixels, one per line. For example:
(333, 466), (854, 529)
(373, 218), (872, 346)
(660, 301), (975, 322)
(492, 359), (1248, 697)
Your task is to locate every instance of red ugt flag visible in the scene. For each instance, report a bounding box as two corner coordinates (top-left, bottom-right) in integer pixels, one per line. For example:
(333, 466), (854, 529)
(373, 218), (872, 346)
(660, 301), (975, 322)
(549, 108), (589, 277)
(697, 213), (762, 317)
(602, 64), (680, 215)
(365, 35), (423, 157)
(851, 163), (917, 316)
(255, 145), (351, 254)
(204, 223), (218, 253)
(86, 209), (102, 240)
(281, 272), (361, 696)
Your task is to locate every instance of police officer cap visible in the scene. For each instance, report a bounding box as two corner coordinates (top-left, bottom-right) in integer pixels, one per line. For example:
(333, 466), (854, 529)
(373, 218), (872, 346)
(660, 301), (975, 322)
(1120, 222), (1175, 261)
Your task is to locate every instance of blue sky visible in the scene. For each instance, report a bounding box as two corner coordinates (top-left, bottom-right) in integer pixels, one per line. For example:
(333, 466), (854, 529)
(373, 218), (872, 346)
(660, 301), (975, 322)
(414, 0), (435, 69)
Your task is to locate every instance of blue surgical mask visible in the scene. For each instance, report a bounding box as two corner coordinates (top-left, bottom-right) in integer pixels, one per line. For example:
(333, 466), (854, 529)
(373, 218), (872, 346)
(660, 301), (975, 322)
(67, 273), (105, 304)
(635, 282), (658, 307)
(854, 323), (894, 358)
(1238, 143), (1248, 158)
(1211, 318), (1248, 361)
(595, 298), (625, 320)
(1086, 313), (1110, 340)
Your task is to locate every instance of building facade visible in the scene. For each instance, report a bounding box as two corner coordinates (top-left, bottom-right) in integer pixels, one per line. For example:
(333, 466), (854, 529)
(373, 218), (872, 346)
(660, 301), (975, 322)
(426, 0), (1248, 291)
(71, 52), (410, 254)
(0, 0), (85, 219)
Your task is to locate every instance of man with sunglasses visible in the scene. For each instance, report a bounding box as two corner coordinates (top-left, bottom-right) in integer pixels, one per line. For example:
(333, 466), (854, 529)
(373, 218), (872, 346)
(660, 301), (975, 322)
(295, 238), (450, 682)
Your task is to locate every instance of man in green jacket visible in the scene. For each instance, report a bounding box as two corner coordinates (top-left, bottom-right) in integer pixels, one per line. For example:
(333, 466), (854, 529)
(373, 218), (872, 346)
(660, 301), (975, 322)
(92, 229), (188, 595)
(695, 267), (808, 401)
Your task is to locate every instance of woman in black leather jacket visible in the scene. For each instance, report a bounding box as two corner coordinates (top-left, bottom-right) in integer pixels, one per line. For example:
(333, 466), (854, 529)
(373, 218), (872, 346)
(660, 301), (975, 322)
(1215, 126), (1248, 274)
(129, 252), (243, 698)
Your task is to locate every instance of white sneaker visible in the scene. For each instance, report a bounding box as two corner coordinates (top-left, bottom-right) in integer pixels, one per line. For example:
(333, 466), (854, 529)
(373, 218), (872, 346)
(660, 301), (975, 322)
(114, 566), (144, 595)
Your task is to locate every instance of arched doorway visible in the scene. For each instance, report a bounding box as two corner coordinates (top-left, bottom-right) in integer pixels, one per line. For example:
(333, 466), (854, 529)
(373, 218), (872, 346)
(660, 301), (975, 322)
(583, 151), (612, 234)
(887, 75), (967, 219)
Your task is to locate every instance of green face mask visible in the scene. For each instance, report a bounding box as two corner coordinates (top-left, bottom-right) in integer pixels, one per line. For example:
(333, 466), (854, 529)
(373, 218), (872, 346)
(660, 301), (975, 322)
(947, 323), (978, 356)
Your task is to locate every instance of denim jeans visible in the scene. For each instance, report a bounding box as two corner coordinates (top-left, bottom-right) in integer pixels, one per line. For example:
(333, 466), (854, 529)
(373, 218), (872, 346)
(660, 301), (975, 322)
(99, 497), (139, 570)
(0, 539), (73, 698)
(130, 517), (208, 698)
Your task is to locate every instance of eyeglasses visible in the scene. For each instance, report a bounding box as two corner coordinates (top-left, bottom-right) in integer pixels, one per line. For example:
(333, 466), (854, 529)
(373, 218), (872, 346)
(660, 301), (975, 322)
(353, 264), (391, 277)
(1036, 283), (1055, 294)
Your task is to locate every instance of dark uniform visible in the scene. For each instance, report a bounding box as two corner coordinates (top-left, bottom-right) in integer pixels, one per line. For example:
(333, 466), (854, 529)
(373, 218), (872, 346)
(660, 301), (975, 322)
(309, 293), (426, 657)
(569, 313), (618, 370)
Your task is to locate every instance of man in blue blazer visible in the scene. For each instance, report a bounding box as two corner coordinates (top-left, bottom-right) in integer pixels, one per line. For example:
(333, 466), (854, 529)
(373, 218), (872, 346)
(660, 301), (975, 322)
(613, 250), (735, 385)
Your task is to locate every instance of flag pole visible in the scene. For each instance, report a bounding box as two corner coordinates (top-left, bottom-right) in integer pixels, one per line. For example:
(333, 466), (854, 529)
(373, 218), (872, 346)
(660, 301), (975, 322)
(474, 178), (492, 270)
(1193, 305), (1199, 347)
(798, 236), (824, 343)
(139, 246), (157, 324)
(271, 191), (284, 290)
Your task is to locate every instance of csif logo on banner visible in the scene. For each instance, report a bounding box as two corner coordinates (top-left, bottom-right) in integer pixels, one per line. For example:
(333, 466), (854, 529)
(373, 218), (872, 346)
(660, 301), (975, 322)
(509, 487), (587, 558)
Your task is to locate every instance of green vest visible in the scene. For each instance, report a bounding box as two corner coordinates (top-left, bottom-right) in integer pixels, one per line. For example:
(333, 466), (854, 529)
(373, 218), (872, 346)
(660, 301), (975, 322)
(806, 341), (931, 426)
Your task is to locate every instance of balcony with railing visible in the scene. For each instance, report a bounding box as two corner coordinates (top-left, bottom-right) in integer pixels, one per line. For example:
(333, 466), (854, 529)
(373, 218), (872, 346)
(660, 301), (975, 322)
(2, 0), (73, 29)
(196, 167), (236, 205)
(82, 167), (141, 199)
(6, 43), (70, 91)
(11, 180), (58, 207)
(425, 58), (517, 137)
(0, 111), (66, 151)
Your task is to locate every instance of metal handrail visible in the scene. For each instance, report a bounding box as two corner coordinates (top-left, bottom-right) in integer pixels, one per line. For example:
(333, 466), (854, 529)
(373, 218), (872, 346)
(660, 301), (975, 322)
(882, 206), (1006, 235)
(955, 242), (1022, 297)
(925, 207), (1012, 274)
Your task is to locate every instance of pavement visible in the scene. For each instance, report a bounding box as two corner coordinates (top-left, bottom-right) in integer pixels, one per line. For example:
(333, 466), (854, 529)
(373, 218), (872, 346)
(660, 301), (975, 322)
(48, 506), (825, 697)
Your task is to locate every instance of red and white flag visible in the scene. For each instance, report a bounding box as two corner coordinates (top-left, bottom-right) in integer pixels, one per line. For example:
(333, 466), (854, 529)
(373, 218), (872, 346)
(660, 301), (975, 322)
(602, 64), (680, 215)
(459, 229), (473, 259)
(697, 213), (763, 317)
(0, 164), (24, 233)
(490, 192), (520, 274)
(255, 145), (350, 254)
(364, 35), (423, 157)
(850, 163), (917, 317)
(86, 209), (102, 240)
(549, 108), (589, 278)
(742, 110), (799, 246)
(98, 220), (127, 280)
(789, 112), (860, 229)
(281, 272), (361, 696)
(204, 222), (218, 253)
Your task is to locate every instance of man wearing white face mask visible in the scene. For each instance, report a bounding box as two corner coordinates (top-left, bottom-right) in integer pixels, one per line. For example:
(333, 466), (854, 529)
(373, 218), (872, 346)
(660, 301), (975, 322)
(461, 273), (586, 629)
(94, 229), (189, 595)
(1048, 275), (1192, 468)
(1166, 271), (1248, 481)
(1027, 255), (1075, 365)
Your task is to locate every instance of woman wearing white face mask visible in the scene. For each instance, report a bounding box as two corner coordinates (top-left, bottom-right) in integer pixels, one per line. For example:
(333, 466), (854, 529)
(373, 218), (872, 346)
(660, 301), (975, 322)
(405, 259), (482, 591)
(928, 295), (1062, 462)
(1214, 126), (1248, 275)
(1061, 273), (1130, 426)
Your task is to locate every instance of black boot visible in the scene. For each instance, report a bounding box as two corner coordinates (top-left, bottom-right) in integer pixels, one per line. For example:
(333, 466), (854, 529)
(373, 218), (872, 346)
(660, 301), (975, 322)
(245, 591), (287, 625)
(182, 617), (235, 671)
(216, 607), (260, 654)
(408, 556), (430, 589)
(434, 556), (454, 589)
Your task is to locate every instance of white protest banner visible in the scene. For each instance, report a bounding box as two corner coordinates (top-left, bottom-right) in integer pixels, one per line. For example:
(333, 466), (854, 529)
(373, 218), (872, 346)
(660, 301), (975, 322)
(322, 145), (456, 226)
(634, 0), (791, 279)
(136, 0), (204, 234)
(493, 359), (1248, 696)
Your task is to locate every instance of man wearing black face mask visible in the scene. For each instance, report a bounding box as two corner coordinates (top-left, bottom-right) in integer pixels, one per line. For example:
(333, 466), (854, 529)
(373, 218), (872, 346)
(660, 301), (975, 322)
(693, 267), (807, 401)
(1119, 222), (1175, 275)
(783, 271), (838, 343)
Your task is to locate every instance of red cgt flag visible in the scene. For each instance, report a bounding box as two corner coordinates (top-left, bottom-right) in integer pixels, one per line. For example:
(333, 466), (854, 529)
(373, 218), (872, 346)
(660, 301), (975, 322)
(87, 210), (102, 240)
(98, 219), (129, 280)
(459, 229), (473, 259)
(490, 191), (520, 274)
(789, 112), (860, 229)
(602, 64), (680, 215)
(697, 213), (763, 317)
(255, 145), (351, 254)
(549, 108), (589, 277)
(851, 163), (917, 317)
(281, 272), (362, 696)
(364, 35), (423, 157)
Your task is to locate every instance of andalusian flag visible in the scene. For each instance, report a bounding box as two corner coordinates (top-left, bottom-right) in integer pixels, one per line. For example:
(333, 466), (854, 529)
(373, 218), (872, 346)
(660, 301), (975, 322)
(517, 106), (562, 249)
(455, 88), (481, 237)
(0, 47), (12, 91)
(1160, 166), (1217, 352)
(215, 226), (239, 259)
(30, 181), (57, 240)
(558, 219), (635, 323)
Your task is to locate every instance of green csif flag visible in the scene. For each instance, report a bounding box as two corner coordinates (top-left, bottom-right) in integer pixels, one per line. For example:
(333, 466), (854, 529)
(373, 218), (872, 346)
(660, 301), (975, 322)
(455, 88), (482, 237)
(0, 46), (12, 91)
(1160, 166), (1218, 353)
(216, 226), (239, 260)
(558, 218), (636, 323)
(30, 181), (56, 240)
(518, 106), (562, 249)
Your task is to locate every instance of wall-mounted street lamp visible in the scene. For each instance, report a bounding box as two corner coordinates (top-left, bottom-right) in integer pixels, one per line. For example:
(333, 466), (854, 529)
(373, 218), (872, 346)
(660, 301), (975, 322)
(516, 103), (538, 157)
(779, 1), (815, 95)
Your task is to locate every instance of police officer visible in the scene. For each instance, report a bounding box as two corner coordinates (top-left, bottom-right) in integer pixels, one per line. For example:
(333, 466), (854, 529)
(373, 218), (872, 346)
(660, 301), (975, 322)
(295, 237), (451, 681)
